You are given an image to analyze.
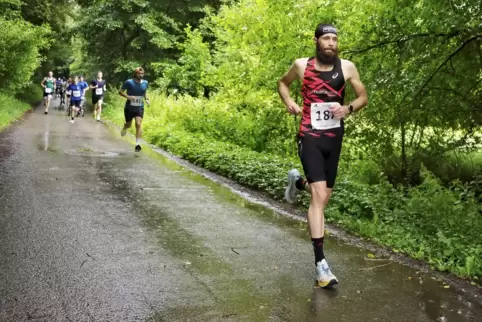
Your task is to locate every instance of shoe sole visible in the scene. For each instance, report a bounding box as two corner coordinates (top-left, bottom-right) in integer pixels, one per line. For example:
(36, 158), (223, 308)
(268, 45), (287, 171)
(284, 170), (298, 204)
(318, 278), (339, 288)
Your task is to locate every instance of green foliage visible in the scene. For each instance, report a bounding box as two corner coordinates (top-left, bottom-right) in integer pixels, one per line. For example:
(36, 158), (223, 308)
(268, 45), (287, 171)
(0, 91), (38, 130)
(102, 92), (482, 279)
(0, 17), (50, 92)
(74, 0), (224, 84)
(20, 0), (74, 77)
(154, 26), (213, 96)
(15, 82), (44, 105)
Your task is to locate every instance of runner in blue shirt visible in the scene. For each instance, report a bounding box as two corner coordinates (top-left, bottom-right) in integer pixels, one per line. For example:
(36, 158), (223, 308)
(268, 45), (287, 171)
(78, 75), (89, 117)
(67, 76), (83, 124)
(118, 67), (150, 152)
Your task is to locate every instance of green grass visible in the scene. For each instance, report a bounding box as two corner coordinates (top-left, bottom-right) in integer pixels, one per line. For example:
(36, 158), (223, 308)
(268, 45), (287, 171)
(0, 84), (43, 131)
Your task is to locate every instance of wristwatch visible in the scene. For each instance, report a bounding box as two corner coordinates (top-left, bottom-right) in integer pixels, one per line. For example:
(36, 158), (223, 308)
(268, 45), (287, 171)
(348, 104), (354, 114)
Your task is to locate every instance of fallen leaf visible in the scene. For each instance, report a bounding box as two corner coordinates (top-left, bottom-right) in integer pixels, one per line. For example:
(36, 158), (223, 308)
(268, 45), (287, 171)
(367, 253), (376, 259)
(185, 262), (191, 265)
(408, 277), (413, 280)
(443, 285), (450, 289)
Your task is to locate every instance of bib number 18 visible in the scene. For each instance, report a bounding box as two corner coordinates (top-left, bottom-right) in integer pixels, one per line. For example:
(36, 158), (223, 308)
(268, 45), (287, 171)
(316, 110), (334, 121)
(310, 103), (341, 130)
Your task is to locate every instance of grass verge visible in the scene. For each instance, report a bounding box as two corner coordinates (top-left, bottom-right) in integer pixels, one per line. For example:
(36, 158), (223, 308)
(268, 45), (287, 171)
(0, 85), (43, 131)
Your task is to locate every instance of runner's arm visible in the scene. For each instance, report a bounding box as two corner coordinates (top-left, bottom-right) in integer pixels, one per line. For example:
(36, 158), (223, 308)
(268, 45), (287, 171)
(40, 78), (46, 88)
(278, 59), (302, 106)
(118, 89), (128, 99)
(346, 62), (368, 112)
(118, 82), (132, 100)
(144, 89), (150, 105)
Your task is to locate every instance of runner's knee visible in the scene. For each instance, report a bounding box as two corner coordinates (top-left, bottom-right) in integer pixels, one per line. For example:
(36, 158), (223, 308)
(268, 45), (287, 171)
(310, 182), (329, 207)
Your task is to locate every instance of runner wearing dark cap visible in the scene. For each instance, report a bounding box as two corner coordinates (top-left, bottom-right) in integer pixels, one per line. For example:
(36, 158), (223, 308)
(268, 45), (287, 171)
(278, 23), (368, 288)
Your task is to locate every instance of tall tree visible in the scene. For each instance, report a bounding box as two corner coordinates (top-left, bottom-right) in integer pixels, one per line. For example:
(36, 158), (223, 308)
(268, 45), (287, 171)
(74, 0), (223, 84)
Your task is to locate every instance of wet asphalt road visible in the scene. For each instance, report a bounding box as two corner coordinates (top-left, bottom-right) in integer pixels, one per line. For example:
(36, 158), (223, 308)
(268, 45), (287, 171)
(0, 103), (481, 322)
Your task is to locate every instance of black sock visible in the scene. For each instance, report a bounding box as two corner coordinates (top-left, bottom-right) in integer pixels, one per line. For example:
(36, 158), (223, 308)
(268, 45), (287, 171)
(312, 237), (325, 265)
(295, 177), (307, 190)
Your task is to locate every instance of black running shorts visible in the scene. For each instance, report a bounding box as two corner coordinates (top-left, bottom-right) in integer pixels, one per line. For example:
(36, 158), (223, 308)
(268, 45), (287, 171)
(70, 100), (81, 108)
(297, 135), (343, 188)
(92, 95), (103, 105)
(124, 108), (144, 122)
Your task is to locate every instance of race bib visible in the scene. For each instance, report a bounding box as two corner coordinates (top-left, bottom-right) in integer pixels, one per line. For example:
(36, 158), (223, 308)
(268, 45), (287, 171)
(310, 103), (341, 130)
(72, 90), (81, 98)
(130, 96), (143, 107)
(45, 88), (52, 94)
(95, 88), (103, 95)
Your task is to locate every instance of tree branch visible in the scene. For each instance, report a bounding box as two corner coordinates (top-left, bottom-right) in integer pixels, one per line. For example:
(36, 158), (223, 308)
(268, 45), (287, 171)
(342, 31), (462, 54)
(413, 34), (482, 100)
(427, 86), (478, 109)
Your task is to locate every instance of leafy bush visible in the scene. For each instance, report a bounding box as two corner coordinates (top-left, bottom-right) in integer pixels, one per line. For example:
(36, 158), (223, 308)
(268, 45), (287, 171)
(0, 17), (50, 93)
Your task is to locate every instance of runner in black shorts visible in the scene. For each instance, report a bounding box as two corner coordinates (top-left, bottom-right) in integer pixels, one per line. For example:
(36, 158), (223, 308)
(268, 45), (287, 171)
(90, 71), (107, 122)
(278, 23), (368, 288)
(118, 67), (150, 152)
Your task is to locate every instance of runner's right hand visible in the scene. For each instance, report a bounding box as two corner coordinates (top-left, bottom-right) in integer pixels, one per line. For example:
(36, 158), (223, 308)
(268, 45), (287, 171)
(286, 100), (302, 115)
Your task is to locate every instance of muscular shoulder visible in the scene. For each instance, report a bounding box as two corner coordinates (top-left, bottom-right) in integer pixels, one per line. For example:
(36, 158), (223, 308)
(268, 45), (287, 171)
(293, 58), (310, 78)
(341, 59), (357, 78)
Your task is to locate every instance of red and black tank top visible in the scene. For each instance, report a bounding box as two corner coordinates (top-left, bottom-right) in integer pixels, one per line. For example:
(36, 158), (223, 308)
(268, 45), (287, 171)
(299, 57), (346, 138)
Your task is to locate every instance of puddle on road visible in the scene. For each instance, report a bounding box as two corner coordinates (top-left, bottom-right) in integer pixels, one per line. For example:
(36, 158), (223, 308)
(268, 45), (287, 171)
(65, 148), (121, 158)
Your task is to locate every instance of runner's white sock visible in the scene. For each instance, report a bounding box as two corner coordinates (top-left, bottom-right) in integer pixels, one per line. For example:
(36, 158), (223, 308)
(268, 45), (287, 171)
(136, 139), (140, 145)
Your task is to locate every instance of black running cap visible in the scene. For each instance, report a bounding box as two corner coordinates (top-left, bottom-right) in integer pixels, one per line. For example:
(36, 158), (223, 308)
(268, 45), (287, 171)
(315, 24), (337, 38)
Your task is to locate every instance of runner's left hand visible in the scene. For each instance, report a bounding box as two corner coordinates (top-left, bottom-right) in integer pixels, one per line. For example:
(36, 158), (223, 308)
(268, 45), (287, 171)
(330, 103), (349, 119)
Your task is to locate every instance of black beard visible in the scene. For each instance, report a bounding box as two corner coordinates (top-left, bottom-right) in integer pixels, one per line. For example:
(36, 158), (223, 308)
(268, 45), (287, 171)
(135, 76), (143, 80)
(316, 42), (338, 64)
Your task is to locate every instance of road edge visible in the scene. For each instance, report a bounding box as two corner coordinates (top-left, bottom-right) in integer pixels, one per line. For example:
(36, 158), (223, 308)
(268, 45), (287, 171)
(102, 119), (482, 306)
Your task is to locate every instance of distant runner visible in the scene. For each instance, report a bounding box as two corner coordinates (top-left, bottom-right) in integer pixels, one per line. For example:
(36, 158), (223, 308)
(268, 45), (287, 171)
(78, 75), (89, 117)
(40, 71), (56, 114)
(118, 67), (150, 152)
(58, 77), (67, 109)
(90, 71), (107, 122)
(67, 76), (83, 124)
(278, 23), (368, 288)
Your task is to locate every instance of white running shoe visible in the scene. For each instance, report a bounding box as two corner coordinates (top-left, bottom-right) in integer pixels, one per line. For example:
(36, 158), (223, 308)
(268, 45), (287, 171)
(70, 119), (75, 124)
(121, 127), (127, 136)
(285, 169), (301, 204)
(316, 259), (339, 288)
